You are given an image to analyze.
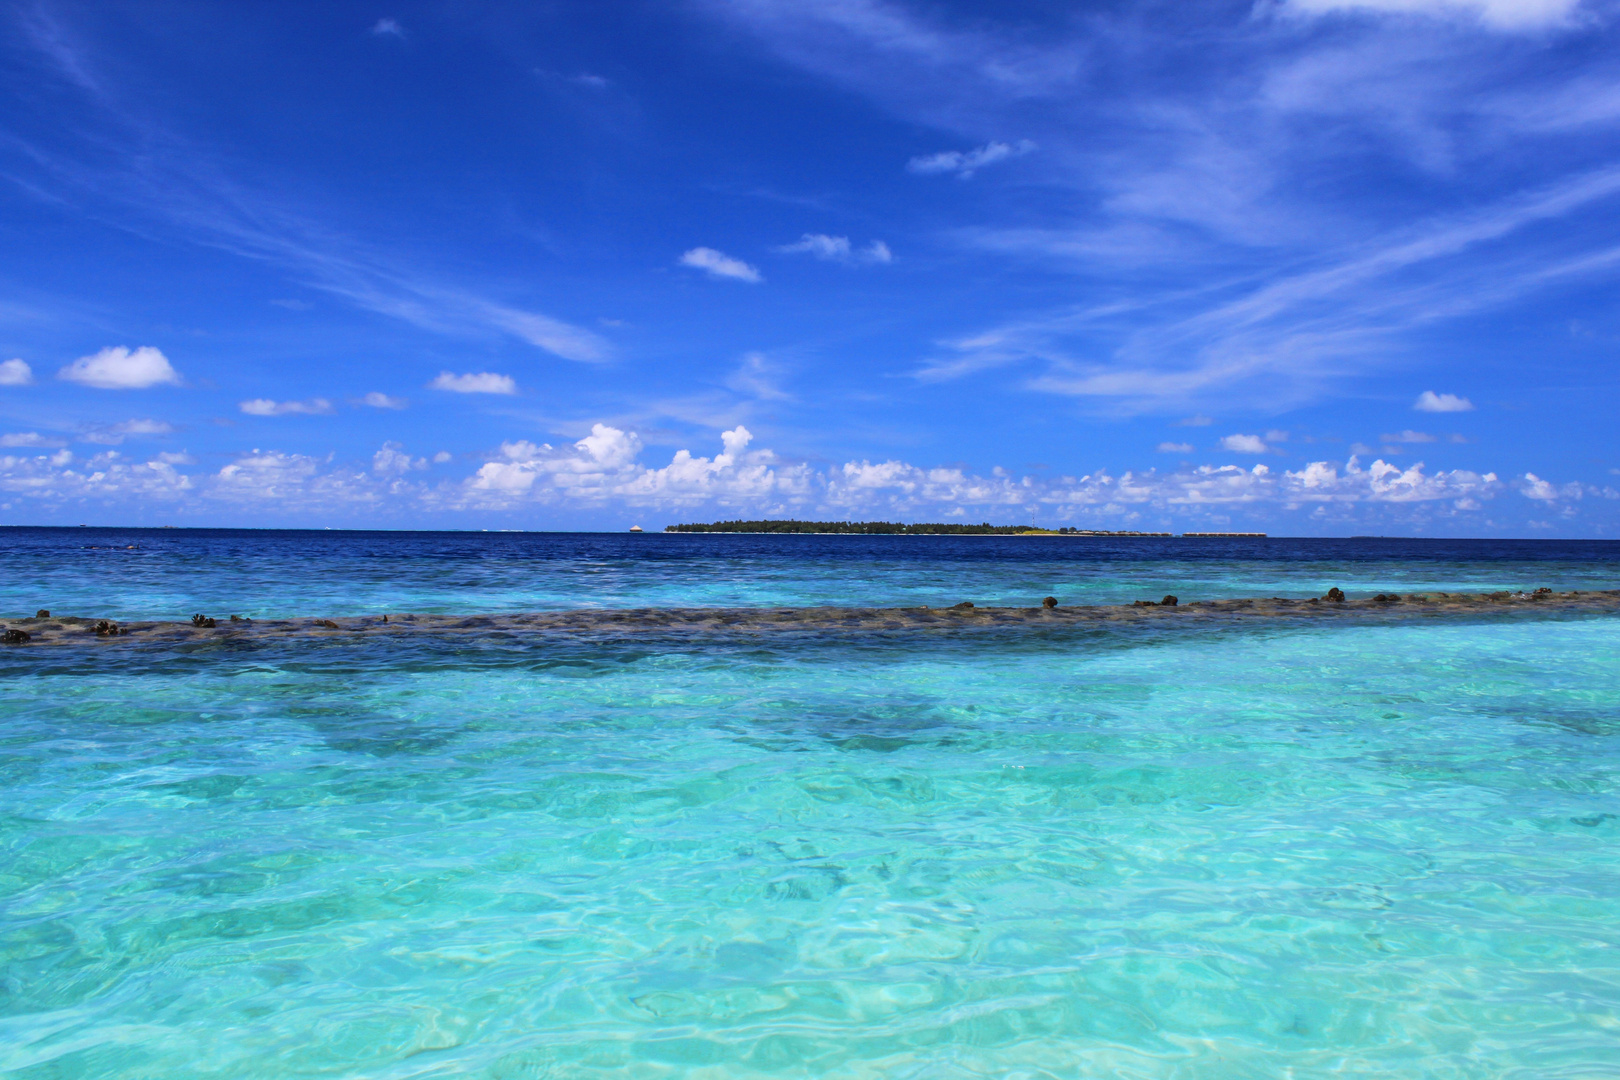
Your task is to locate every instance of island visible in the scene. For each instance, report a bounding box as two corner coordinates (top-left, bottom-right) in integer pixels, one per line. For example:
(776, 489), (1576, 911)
(664, 519), (1177, 536)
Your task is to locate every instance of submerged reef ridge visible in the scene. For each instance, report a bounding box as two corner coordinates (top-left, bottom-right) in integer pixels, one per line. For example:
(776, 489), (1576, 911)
(3, 588), (1616, 646)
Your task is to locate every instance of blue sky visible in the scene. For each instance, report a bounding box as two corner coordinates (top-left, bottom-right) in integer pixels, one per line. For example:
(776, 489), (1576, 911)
(2, 0), (1618, 533)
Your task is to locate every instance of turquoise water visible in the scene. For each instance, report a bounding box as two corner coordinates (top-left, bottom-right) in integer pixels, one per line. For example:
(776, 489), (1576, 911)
(3, 532), (1620, 1077)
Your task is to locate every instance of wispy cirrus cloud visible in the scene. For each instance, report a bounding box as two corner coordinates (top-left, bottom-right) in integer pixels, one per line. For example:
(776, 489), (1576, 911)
(907, 139), (1034, 178)
(776, 234), (893, 264)
(679, 247), (764, 282)
(7, 18), (612, 366)
(1282, 0), (1583, 30)
(707, 0), (1620, 416)
(920, 164), (1620, 412)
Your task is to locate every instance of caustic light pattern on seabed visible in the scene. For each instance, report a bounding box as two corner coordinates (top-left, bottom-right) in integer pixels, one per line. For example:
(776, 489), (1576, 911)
(3, 614), (1620, 1078)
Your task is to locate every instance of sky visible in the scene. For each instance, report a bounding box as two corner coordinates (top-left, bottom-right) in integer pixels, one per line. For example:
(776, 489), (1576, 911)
(2, 0), (1618, 534)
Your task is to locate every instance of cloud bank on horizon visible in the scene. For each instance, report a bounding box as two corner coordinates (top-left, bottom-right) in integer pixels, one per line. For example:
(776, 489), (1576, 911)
(1, 0), (1617, 533)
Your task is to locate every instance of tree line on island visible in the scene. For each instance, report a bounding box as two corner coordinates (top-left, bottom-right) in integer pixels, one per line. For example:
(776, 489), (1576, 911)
(663, 519), (1174, 536)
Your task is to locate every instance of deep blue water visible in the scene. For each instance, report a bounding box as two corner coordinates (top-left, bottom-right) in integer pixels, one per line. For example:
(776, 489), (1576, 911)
(3, 527), (1617, 619)
(2, 529), (1618, 1078)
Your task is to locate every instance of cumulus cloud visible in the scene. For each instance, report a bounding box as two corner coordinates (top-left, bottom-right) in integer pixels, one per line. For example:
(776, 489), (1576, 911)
(58, 346), (181, 390)
(82, 418), (176, 444)
(0, 421), (1604, 528)
(0, 448), (195, 503)
(361, 391), (408, 409)
(1283, 0), (1580, 29)
(1415, 391), (1475, 412)
(240, 398), (335, 416)
(776, 234), (893, 264)
(0, 359), (32, 386)
(373, 442), (427, 476)
(1158, 442), (1194, 453)
(679, 247), (763, 283)
(1518, 471), (1583, 500)
(471, 423), (645, 493)
(1383, 429), (1437, 443)
(370, 18), (404, 37)
(1, 431), (63, 448)
(430, 372), (517, 395)
(1219, 434), (1270, 454)
(907, 140), (1035, 178)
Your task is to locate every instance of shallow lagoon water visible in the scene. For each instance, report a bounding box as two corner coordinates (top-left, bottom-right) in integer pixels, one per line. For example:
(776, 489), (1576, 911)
(2, 531), (1619, 1078)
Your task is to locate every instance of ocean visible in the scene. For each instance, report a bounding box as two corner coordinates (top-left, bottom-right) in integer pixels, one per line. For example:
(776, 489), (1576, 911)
(2, 528), (1618, 1078)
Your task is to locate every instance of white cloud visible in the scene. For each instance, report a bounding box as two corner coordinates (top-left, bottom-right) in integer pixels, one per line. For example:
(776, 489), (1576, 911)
(430, 372), (517, 395)
(727, 352), (792, 400)
(1, 431), (63, 448)
(1382, 429), (1438, 442)
(371, 18), (404, 37)
(1219, 434), (1270, 454)
(362, 391), (408, 409)
(0, 448), (195, 503)
(1415, 390), (1475, 412)
(82, 418), (176, 444)
(373, 442), (426, 476)
(1158, 442), (1194, 453)
(1264, 430), (1290, 443)
(1177, 415), (1214, 427)
(0, 417), (1599, 527)
(1518, 471), (1583, 500)
(58, 346), (181, 390)
(240, 398), (335, 416)
(578, 423), (642, 468)
(1284, 0), (1581, 30)
(679, 247), (764, 283)
(153, 451), (194, 465)
(776, 234), (893, 264)
(478, 305), (612, 363)
(433, 451), (453, 464)
(0, 359), (33, 386)
(907, 140), (1035, 178)
(470, 423), (647, 494)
